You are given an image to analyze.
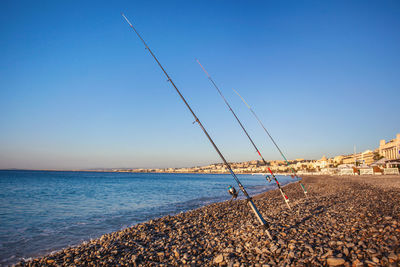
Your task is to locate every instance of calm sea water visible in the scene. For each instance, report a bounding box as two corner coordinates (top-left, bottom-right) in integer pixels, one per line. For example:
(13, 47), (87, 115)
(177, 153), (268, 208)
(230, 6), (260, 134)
(0, 170), (293, 266)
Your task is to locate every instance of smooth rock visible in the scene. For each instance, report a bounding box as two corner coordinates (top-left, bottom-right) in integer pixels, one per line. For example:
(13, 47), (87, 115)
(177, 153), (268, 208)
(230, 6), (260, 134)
(214, 254), (224, 264)
(270, 245), (278, 253)
(326, 257), (345, 266)
(372, 257), (379, 263)
(388, 253), (397, 261)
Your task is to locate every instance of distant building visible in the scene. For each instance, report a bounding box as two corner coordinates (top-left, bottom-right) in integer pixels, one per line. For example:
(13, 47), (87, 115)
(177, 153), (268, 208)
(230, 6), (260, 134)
(333, 155), (344, 165)
(343, 150), (375, 166)
(379, 133), (400, 160)
(270, 160), (285, 166)
(296, 161), (308, 169)
(342, 154), (355, 165)
(341, 150), (375, 166)
(357, 150), (375, 165)
(313, 155), (328, 169)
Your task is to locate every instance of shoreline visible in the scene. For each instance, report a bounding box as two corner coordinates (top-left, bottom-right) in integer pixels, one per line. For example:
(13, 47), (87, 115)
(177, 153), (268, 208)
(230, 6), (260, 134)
(7, 178), (298, 265)
(4, 174), (295, 266)
(16, 175), (400, 266)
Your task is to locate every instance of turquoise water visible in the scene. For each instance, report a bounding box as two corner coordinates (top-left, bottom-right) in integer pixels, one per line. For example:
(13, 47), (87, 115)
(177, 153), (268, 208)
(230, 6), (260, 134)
(0, 170), (293, 265)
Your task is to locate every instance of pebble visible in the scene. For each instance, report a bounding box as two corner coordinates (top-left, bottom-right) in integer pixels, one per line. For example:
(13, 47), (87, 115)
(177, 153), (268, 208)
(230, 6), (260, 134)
(388, 253), (397, 261)
(270, 245), (278, 253)
(372, 256), (380, 263)
(326, 257), (345, 266)
(343, 247), (349, 256)
(214, 254), (224, 264)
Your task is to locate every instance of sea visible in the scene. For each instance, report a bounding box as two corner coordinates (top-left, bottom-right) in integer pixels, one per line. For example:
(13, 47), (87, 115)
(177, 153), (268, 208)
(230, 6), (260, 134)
(0, 170), (294, 266)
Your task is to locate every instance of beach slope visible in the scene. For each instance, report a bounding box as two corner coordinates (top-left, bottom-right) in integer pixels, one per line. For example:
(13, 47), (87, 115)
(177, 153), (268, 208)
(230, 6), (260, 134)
(16, 175), (400, 266)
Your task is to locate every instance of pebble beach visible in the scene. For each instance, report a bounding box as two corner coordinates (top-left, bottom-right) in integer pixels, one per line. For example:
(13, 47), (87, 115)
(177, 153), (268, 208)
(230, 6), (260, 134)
(16, 175), (400, 266)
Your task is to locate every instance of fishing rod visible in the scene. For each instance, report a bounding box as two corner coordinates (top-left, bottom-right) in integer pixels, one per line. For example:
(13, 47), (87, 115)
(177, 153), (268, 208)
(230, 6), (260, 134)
(196, 59), (291, 210)
(233, 89), (308, 197)
(121, 14), (272, 238)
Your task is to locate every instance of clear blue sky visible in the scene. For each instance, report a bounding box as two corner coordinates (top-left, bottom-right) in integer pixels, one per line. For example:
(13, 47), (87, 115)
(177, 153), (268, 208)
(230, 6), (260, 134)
(1, 0), (399, 169)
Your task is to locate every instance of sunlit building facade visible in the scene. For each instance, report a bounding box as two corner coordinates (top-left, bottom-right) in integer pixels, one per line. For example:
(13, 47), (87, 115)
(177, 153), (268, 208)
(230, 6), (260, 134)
(379, 133), (400, 160)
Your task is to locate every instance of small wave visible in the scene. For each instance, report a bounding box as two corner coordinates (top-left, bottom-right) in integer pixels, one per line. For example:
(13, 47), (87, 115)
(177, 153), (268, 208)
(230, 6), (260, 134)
(20, 257), (33, 262)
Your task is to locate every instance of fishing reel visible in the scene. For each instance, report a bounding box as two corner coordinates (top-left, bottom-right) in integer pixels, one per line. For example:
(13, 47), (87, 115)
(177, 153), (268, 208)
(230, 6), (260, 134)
(228, 185), (238, 201)
(265, 175), (272, 183)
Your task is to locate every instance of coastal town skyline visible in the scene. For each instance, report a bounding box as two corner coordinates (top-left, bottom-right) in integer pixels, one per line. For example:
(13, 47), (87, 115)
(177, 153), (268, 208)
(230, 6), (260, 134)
(1, 1), (400, 170)
(105, 132), (400, 173)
